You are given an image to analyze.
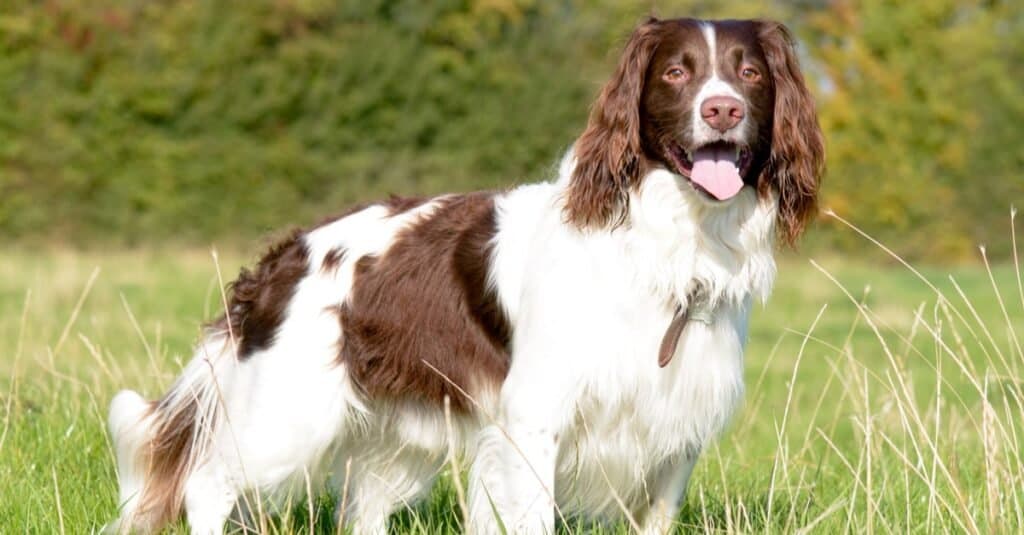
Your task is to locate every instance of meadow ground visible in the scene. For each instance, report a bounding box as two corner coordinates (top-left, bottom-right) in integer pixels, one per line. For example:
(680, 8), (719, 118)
(2, 228), (1023, 533)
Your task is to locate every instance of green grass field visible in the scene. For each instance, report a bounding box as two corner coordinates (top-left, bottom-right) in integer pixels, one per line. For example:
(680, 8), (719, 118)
(2, 238), (1023, 533)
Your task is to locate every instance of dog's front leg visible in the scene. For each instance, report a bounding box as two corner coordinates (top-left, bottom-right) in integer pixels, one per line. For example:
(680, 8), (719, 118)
(636, 451), (700, 535)
(469, 418), (559, 534)
(500, 413), (559, 533)
(469, 374), (564, 535)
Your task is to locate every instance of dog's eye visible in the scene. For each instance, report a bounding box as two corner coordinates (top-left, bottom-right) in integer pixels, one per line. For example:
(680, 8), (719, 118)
(663, 67), (689, 83)
(740, 66), (761, 82)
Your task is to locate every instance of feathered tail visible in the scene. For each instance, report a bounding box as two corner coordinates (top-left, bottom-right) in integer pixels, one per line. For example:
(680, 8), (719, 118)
(108, 329), (234, 533)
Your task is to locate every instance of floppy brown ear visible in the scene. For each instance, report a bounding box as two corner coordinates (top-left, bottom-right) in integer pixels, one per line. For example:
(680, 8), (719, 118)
(757, 21), (825, 245)
(564, 19), (661, 229)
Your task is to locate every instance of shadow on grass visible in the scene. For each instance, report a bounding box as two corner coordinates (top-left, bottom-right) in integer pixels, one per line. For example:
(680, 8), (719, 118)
(210, 469), (829, 534)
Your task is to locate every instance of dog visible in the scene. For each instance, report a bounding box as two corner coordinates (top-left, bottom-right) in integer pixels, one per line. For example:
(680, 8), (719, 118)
(108, 16), (823, 534)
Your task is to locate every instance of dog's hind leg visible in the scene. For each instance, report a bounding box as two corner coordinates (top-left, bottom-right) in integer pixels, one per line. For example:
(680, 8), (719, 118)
(177, 319), (361, 532)
(334, 439), (445, 535)
(181, 461), (238, 535)
(109, 309), (361, 533)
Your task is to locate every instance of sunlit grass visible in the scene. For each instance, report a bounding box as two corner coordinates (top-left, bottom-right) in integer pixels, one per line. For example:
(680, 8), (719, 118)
(1, 213), (1022, 532)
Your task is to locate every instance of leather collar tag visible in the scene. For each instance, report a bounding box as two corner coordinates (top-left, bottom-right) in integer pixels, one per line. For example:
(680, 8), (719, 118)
(657, 295), (715, 368)
(657, 306), (690, 368)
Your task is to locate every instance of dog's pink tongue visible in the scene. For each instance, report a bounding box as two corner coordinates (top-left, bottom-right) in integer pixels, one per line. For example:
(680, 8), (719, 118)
(690, 146), (744, 200)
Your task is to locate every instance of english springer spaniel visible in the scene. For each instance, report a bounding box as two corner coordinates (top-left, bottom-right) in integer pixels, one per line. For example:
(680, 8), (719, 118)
(108, 17), (824, 535)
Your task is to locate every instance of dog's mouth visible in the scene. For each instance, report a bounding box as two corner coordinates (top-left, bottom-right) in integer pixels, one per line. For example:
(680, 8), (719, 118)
(668, 141), (753, 201)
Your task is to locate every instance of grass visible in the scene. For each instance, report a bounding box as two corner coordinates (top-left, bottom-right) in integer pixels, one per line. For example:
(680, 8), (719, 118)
(1, 218), (1023, 533)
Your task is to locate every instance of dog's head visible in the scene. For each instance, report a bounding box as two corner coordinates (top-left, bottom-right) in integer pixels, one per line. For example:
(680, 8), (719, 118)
(565, 18), (825, 244)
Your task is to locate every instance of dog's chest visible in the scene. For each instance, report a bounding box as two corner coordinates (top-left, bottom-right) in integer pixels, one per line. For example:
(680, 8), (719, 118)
(551, 308), (748, 517)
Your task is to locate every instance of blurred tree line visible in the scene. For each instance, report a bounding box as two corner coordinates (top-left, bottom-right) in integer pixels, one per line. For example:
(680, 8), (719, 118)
(0, 0), (1021, 261)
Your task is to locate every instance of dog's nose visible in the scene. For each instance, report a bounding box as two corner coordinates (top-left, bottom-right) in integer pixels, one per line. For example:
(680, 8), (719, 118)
(700, 96), (744, 132)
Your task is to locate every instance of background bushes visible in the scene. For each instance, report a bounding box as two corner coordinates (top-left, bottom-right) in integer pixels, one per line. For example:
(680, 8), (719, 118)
(1, 0), (1021, 260)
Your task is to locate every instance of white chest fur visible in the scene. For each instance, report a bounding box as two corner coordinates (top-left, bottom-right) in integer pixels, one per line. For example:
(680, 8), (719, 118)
(486, 165), (776, 522)
(553, 298), (749, 516)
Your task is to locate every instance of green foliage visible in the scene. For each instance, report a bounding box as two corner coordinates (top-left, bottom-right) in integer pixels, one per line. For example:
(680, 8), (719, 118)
(0, 0), (596, 243)
(806, 0), (1024, 261)
(0, 0), (1021, 259)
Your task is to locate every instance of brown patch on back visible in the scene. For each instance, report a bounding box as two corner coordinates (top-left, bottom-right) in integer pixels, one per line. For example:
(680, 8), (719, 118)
(338, 193), (510, 412)
(321, 247), (347, 274)
(216, 195), (423, 361)
(226, 230), (310, 358)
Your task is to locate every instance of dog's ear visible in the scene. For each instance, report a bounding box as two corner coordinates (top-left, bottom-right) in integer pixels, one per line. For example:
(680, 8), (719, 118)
(756, 21), (825, 245)
(564, 19), (661, 229)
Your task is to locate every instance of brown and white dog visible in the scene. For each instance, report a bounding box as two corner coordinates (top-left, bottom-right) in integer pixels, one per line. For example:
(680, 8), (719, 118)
(108, 17), (823, 534)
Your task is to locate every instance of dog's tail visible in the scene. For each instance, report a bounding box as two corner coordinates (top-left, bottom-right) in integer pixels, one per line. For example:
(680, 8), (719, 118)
(108, 328), (235, 533)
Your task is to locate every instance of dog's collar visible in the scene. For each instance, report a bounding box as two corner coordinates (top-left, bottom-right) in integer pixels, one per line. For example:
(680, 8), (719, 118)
(687, 302), (715, 325)
(657, 291), (714, 368)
